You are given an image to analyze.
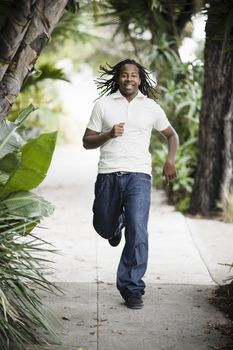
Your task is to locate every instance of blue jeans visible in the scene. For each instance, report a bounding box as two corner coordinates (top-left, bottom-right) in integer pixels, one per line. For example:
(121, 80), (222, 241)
(92, 172), (151, 297)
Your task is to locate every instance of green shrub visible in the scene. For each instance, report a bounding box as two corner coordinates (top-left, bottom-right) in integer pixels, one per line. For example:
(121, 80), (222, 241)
(149, 43), (203, 211)
(151, 136), (197, 212)
(0, 106), (59, 349)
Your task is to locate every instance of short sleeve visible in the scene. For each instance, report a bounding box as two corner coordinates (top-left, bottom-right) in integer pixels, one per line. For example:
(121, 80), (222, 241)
(153, 104), (170, 131)
(86, 100), (102, 132)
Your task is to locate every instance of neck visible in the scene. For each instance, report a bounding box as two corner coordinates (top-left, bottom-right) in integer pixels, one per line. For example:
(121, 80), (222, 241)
(126, 96), (134, 102)
(120, 89), (138, 102)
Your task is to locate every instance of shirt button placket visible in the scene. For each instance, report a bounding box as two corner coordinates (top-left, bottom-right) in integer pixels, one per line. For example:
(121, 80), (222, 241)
(127, 102), (130, 122)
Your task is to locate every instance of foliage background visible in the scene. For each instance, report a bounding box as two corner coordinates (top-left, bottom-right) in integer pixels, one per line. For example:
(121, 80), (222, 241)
(0, 105), (59, 348)
(12, 3), (206, 213)
(0, 1), (232, 348)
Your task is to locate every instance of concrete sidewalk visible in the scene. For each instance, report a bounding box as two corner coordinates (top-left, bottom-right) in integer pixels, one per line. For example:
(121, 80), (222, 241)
(30, 144), (233, 350)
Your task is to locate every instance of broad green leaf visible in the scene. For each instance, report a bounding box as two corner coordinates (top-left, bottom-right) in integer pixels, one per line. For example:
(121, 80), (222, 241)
(0, 151), (21, 186)
(0, 131), (57, 198)
(0, 105), (37, 159)
(0, 121), (26, 159)
(0, 191), (54, 218)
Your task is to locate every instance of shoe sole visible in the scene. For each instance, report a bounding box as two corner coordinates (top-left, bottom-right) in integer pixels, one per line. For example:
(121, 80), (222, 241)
(108, 232), (122, 247)
(125, 303), (144, 309)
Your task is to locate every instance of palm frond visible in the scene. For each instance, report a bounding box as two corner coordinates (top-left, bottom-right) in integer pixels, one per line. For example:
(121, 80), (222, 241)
(22, 63), (70, 91)
(0, 228), (61, 350)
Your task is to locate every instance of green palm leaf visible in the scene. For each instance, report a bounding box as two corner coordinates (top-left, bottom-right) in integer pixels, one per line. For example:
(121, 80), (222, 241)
(0, 131), (57, 199)
(0, 104), (36, 159)
(0, 191), (54, 218)
(0, 229), (60, 349)
(22, 63), (70, 91)
(0, 151), (21, 186)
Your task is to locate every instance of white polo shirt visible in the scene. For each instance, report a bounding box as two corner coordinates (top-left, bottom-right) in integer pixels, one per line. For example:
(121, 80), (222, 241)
(87, 89), (170, 175)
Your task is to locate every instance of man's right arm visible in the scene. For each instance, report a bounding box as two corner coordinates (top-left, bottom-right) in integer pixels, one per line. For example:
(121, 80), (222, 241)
(82, 123), (125, 149)
(82, 128), (111, 149)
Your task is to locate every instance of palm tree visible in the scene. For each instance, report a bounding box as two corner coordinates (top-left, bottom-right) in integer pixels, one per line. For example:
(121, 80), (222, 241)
(0, 0), (70, 120)
(0, 1), (80, 348)
(190, 0), (233, 215)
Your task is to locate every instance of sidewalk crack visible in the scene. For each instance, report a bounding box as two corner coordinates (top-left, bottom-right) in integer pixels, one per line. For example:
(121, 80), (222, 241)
(185, 217), (219, 286)
(96, 234), (100, 350)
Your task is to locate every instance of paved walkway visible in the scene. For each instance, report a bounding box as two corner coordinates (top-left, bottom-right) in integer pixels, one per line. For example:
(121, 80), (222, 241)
(30, 144), (233, 350)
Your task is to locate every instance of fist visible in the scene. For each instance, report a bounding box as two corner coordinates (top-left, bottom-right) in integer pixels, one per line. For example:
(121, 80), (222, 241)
(110, 123), (125, 138)
(162, 160), (177, 185)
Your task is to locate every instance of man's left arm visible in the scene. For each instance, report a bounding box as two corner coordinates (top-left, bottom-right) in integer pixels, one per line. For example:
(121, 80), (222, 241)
(160, 126), (179, 184)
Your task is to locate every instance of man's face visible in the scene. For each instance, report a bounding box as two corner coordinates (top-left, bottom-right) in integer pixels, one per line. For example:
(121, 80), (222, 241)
(117, 64), (141, 99)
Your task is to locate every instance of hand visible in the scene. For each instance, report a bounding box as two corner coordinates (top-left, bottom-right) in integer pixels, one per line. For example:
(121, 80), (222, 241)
(162, 160), (177, 185)
(109, 123), (125, 138)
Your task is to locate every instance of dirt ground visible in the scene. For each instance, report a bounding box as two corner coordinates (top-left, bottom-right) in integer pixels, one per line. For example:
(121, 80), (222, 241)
(210, 282), (233, 348)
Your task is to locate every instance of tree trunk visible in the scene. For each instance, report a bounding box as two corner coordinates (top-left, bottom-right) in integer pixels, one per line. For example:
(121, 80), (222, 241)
(0, 0), (68, 120)
(0, 0), (37, 81)
(190, 1), (233, 215)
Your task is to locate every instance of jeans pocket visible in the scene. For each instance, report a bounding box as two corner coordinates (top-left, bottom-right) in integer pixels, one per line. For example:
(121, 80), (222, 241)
(94, 174), (109, 197)
(96, 174), (108, 183)
(135, 173), (151, 182)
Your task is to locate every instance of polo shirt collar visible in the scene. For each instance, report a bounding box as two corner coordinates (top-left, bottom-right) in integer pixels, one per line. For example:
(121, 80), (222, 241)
(113, 89), (145, 99)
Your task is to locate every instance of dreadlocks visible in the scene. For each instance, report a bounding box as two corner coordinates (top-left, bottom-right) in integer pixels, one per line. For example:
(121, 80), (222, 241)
(95, 59), (158, 100)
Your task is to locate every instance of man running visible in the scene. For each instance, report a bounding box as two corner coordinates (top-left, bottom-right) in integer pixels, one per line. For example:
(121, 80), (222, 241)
(83, 59), (179, 309)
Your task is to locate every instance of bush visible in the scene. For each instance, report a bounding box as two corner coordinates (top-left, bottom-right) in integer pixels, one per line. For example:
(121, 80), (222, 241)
(151, 136), (197, 212)
(0, 106), (59, 349)
(149, 43), (203, 211)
